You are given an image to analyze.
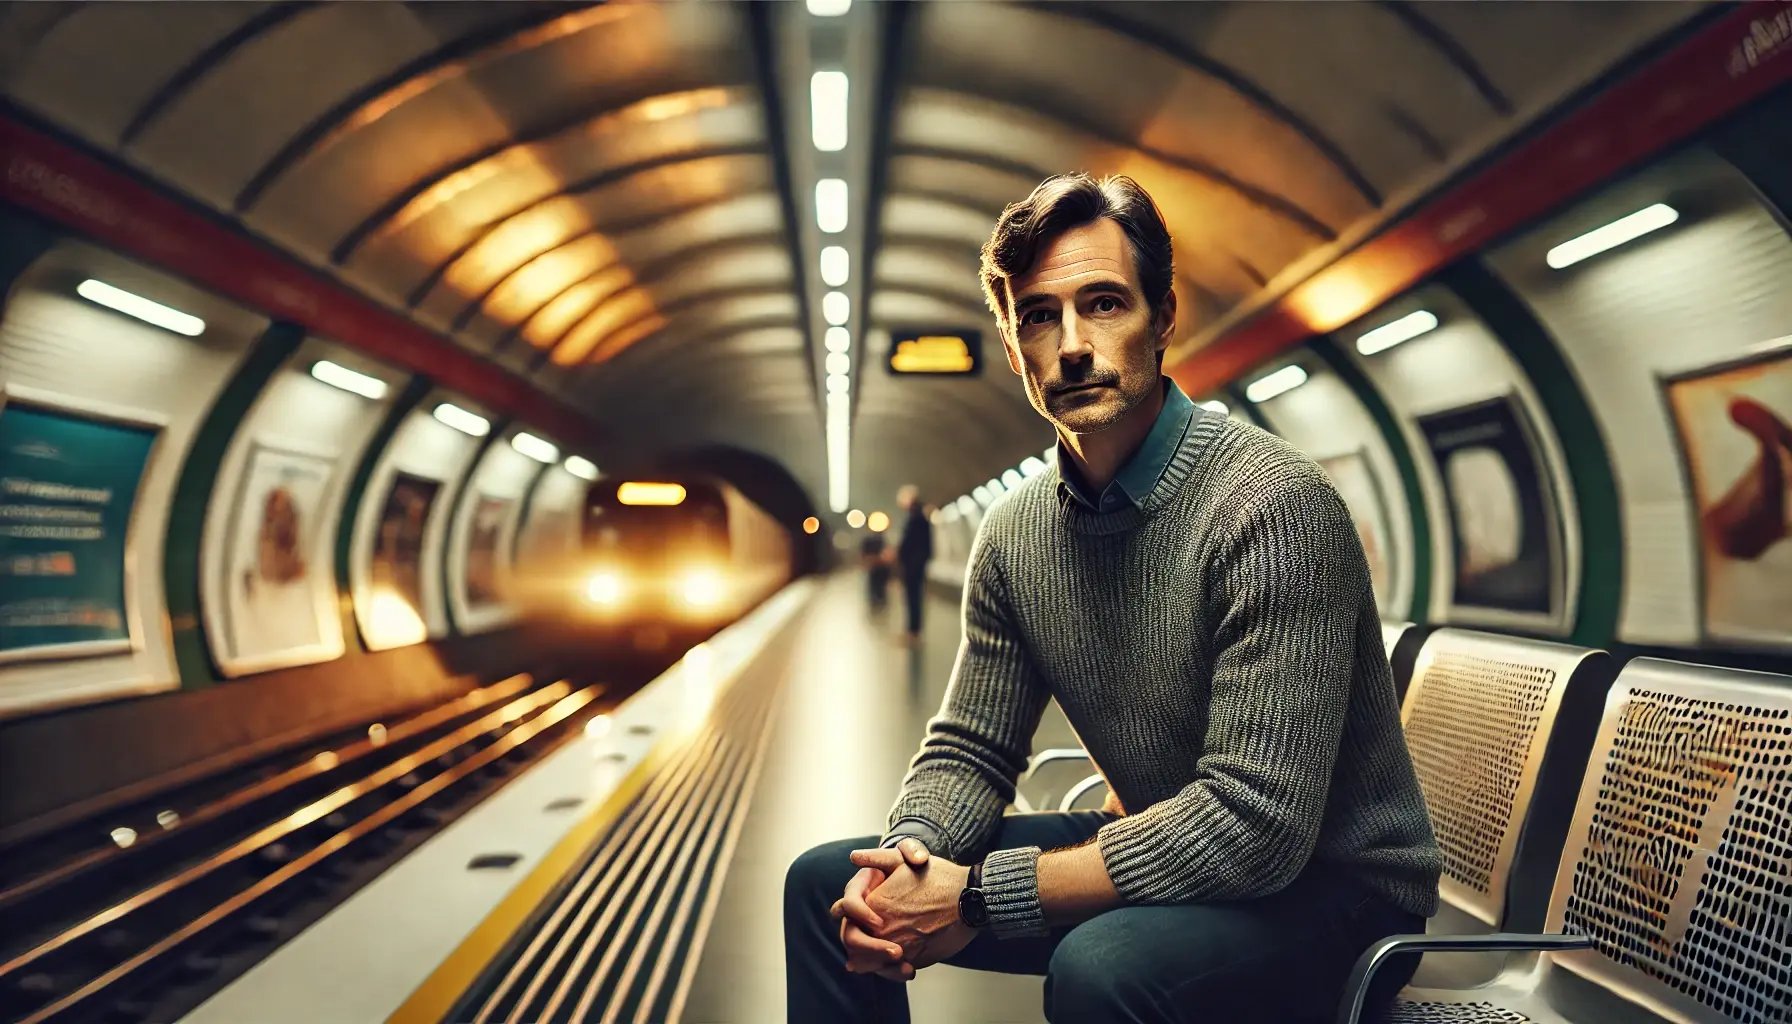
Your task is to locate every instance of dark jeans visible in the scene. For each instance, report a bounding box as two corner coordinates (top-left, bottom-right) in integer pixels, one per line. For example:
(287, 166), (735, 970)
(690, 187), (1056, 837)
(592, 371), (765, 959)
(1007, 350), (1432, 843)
(899, 569), (925, 635)
(785, 812), (1422, 1024)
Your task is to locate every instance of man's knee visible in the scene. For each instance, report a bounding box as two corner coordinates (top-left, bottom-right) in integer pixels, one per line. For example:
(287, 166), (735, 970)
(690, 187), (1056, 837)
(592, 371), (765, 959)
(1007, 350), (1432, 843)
(1045, 923), (1156, 1022)
(783, 836), (869, 914)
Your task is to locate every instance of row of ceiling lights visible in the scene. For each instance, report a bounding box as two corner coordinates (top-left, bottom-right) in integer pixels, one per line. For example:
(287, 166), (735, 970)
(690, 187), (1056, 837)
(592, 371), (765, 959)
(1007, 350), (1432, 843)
(807, 0), (854, 515)
(74, 278), (600, 482)
(935, 200), (1684, 520)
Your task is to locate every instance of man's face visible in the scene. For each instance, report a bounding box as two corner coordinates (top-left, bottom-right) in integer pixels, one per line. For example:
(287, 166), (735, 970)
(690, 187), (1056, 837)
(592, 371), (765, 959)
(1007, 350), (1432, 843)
(1001, 217), (1174, 434)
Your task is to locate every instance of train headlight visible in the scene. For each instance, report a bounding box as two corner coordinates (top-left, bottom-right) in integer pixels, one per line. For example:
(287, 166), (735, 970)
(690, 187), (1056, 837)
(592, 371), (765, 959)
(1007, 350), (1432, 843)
(677, 567), (727, 611)
(586, 570), (627, 606)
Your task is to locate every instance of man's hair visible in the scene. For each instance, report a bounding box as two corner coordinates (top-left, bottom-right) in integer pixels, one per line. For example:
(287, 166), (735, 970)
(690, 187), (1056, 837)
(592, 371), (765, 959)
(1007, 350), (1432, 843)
(978, 173), (1175, 339)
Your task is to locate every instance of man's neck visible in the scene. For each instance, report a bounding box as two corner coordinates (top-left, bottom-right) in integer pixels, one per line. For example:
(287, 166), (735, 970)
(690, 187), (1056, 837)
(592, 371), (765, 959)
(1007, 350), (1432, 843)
(1060, 382), (1166, 492)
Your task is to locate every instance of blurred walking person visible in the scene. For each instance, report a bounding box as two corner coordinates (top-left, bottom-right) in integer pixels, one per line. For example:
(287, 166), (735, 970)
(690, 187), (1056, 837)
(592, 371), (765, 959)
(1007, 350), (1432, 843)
(895, 485), (933, 643)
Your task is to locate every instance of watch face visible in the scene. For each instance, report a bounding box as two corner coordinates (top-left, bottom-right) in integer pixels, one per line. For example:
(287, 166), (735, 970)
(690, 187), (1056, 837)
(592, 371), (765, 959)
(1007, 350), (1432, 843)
(958, 887), (989, 928)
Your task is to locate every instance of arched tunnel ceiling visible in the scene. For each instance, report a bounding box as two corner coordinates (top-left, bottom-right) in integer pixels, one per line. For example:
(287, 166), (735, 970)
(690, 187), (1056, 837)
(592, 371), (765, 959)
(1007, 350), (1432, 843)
(0, 0), (1708, 519)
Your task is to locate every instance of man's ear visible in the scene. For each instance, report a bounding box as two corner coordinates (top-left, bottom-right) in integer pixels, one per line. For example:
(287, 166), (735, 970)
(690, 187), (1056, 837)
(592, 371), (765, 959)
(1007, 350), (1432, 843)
(1152, 288), (1178, 355)
(1003, 323), (1024, 376)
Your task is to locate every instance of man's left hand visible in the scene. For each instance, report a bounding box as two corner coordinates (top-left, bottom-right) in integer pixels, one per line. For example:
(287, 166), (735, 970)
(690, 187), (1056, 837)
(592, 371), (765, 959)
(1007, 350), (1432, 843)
(846, 847), (978, 969)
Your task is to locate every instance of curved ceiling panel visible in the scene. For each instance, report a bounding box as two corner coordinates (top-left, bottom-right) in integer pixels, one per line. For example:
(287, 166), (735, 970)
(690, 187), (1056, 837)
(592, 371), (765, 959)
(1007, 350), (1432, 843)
(911, 1), (1376, 222)
(2, 2), (274, 140)
(351, 152), (773, 304)
(894, 89), (1321, 303)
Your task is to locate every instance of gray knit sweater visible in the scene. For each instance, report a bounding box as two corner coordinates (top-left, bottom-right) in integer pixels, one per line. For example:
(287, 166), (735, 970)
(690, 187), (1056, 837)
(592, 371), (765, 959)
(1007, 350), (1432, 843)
(883, 408), (1442, 936)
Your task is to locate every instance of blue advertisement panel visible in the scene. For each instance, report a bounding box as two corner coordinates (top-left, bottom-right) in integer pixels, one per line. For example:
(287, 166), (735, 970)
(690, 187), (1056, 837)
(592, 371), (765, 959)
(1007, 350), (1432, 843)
(0, 402), (158, 658)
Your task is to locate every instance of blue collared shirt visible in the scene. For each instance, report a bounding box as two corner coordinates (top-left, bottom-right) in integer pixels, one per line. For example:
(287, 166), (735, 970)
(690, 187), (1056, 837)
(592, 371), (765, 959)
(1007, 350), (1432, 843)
(1057, 378), (1197, 513)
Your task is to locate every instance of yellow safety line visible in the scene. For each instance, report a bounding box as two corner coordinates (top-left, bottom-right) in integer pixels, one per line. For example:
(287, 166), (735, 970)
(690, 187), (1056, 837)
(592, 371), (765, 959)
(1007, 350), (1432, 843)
(385, 736), (680, 1024)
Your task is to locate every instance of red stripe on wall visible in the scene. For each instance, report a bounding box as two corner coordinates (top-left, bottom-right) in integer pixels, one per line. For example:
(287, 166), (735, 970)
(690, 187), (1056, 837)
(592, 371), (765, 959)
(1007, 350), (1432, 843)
(0, 116), (596, 447)
(1168, 2), (1792, 396)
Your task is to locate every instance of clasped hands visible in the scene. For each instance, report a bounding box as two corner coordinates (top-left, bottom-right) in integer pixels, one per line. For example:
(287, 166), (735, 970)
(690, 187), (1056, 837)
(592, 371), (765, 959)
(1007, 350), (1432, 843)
(827, 838), (978, 982)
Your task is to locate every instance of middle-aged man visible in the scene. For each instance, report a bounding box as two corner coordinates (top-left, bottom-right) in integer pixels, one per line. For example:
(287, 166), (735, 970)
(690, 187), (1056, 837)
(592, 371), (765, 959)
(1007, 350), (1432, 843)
(783, 173), (1441, 1024)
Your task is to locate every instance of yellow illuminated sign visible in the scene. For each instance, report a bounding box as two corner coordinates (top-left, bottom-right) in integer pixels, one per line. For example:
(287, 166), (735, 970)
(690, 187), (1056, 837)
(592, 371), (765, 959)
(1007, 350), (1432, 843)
(889, 331), (978, 374)
(616, 481), (687, 506)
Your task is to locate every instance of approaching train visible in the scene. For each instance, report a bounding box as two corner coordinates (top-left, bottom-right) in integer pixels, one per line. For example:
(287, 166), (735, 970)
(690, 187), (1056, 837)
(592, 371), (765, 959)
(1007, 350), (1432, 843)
(568, 477), (797, 648)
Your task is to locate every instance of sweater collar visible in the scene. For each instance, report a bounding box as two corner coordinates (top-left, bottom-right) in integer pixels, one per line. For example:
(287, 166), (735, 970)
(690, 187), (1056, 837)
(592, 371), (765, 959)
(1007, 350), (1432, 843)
(1056, 378), (1197, 514)
(1055, 400), (1225, 536)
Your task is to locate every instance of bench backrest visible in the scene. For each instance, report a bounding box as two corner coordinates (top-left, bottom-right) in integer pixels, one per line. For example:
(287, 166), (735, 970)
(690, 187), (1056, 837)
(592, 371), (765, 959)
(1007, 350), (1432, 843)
(1401, 628), (1613, 931)
(1543, 657), (1792, 1024)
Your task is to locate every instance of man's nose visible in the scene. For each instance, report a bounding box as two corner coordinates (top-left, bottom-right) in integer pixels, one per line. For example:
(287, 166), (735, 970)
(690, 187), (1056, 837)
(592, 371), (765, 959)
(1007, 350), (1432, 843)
(1057, 313), (1093, 362)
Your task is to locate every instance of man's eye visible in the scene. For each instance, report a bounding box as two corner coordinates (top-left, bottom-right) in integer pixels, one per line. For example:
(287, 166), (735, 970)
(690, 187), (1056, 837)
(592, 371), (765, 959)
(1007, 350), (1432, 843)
(1022, 309), (1055, 325)
(1092, 296), (1120, 313)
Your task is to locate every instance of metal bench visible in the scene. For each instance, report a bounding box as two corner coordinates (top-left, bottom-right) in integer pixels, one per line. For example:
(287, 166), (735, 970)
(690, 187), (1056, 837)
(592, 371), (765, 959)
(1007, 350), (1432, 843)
(1398, 629), (1615, 993)
(1338, 657), (1792, 1024)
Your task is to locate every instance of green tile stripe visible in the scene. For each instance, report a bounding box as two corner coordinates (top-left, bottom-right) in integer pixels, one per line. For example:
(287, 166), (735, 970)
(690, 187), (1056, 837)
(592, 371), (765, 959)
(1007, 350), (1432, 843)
(1443, 261), (1623, 647)
(164, 323), (304, 688)
(1311, 339), (1433, 624)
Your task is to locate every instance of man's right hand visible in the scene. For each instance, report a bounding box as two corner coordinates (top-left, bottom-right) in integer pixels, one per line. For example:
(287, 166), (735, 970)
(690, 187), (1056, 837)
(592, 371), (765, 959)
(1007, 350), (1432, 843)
(830, 838), (931, 981)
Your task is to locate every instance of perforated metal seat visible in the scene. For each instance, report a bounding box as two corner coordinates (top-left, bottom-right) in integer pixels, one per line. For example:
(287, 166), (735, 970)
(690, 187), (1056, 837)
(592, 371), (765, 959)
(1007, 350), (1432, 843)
(1399, 629), (1614, 982)
(1339, 657), (1792, 1024)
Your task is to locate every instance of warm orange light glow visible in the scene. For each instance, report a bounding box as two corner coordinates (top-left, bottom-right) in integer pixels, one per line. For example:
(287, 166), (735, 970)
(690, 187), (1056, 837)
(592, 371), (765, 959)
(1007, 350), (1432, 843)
(376, 85), (738, 244)
(867, 511), (890, 532)
(890, 335), (974, 373)
(552, 287), (656, 366)
(367, 589), (427, 646)
(483, 235), (622, 326)
(617, 482), (687, 506)
(802, 516), (820, 534)
(443, 209), (580, 301)
(522, 268), (634, 349)
(1287, 272), (1377, 335)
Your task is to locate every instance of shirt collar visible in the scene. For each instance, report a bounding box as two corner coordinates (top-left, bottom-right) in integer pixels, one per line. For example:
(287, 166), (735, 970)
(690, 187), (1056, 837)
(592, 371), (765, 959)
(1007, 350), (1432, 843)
(1056, 378), (1197, 513)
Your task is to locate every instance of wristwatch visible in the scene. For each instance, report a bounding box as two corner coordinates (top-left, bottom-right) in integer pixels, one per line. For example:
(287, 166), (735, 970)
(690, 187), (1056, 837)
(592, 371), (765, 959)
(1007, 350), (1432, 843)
(957, 859), (990, 928)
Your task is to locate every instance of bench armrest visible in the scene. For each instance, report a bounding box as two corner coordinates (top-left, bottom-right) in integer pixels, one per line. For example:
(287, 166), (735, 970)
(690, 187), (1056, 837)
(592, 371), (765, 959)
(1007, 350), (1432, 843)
(1333, 932), (1594, 1024)
(1024, 748), (1093, 778)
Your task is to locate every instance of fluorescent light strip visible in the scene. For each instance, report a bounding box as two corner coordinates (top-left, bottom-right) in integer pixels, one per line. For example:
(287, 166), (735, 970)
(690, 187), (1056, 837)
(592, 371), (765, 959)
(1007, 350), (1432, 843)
(564, 455), (599, 480)
(1245, 365), (1308, 404)
(1199, 399), (1229, 416)
(1000, 469), (1023, 489)
(956, 496), (979, 517)
(511, 431), (559, 464)
(827, 373), (850, 394)
(1546, 203), (1679, 269)
(825, 352), (850, 375)
(1356, 310), (1439, 355)
(76, 279), (204, 336)
(816, 179), (848, 233)
(823, 290), (850, 326)
(1020, 456), (1048, 478)
(820, 246), (850, 287)
(811, 71), (848, 152)
(806, 0), (850, 15)
(433, 402), (491, 437)
(310, 360), (388, 400)
(825, 327), (851, 353)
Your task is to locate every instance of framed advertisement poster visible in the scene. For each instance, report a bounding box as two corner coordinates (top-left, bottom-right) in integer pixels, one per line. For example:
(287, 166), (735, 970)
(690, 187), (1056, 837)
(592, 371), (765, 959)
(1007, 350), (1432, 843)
(464, 494), (513, 610)
(366, 471), (441, 648)
(1418, 395), (1561, 621)
(0, 395), (159, 663)
(1317, 449), (1398, 615)
(216, 441), (336, 671)
(1663, 341), (1792, 650)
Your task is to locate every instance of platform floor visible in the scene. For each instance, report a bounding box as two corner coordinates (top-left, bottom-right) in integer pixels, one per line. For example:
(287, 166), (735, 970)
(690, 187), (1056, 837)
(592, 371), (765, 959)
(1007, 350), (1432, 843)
(678, 571), (1076, 1024)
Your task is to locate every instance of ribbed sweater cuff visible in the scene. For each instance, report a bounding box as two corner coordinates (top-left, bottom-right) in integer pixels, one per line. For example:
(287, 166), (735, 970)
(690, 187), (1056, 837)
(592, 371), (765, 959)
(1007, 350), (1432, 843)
(980, 846), (1047, 938)
(880, 816), (947, 853)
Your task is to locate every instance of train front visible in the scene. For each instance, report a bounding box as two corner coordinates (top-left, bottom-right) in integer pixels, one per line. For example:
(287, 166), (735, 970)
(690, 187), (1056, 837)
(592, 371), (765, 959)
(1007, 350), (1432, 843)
(575, 480), (739, 649)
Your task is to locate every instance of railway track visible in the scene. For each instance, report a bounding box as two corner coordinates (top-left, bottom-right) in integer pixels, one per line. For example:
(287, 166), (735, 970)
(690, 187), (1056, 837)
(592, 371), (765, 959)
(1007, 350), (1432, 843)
(0, 671), (623, 1024)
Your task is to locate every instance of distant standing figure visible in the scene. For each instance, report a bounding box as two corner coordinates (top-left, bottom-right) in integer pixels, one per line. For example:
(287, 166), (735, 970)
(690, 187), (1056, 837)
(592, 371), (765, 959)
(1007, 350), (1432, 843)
(895, 485), (932, 642)
(859, 532), (890, 608)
